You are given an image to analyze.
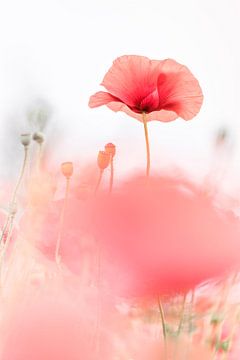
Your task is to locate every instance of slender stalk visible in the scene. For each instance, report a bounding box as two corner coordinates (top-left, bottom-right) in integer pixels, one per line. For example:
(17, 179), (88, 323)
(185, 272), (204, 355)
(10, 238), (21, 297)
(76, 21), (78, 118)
(142, 112), (151, 177)
(177, 293), (187, 335)
(0, 218), (10, 248)
(0, 146), (29, 245)
(158, 296), (167, 359)
(0, 212), (15, 279)
(174, 293), (187, 360)
(36, 142), (43, 172)
(109, 155), (114, 194)
(95, 169), (103, 195)
(55, 177), (70, 265)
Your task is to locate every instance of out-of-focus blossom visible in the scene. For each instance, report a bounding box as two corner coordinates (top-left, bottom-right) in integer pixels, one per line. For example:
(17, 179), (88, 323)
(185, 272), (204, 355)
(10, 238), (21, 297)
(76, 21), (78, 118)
(93, 175), (240, 297)
(0, 284), (112, 360)
(89, 55), (203, 122)
(27, 98), (52, 131)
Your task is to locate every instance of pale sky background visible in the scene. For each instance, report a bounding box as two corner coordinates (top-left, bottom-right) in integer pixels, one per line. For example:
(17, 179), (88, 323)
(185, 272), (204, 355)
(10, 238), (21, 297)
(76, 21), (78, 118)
(0, 0), (240, 196)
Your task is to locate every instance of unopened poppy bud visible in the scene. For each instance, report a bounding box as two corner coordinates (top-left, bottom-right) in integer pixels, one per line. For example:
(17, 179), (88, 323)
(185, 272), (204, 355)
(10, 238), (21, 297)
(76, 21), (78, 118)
(33, 131), (45, 144)
(97, 151), (110, 170)
(21, 133), (31, 147)
(61, 162), (73, 178)
(104, 143), (116, 157)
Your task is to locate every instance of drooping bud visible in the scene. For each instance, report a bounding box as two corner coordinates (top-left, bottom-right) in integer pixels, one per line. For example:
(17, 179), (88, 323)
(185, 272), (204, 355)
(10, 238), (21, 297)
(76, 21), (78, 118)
(61, 162), (73, 178)
(97, 151), (110, 170)
(104, 143), (116, 157)
(20, 133), (31, 147)
(33, 131), (45, 144)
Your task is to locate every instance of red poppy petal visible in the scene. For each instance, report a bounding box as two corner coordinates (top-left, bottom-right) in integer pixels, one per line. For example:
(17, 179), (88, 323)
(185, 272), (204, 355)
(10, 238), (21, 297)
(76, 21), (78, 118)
(139, 90), (159, 112)
(106, 101), (178, 122)
(88, 91), (121, 108)
(157, 59), (203, 120)
(101, 55), (160, 107)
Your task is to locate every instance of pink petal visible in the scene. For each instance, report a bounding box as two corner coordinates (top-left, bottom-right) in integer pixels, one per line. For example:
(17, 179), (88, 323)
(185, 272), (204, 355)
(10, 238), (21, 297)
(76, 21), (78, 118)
(101, 55), (160, 107)
(88, 91), (121, 108)
(157, 59), (203, 120)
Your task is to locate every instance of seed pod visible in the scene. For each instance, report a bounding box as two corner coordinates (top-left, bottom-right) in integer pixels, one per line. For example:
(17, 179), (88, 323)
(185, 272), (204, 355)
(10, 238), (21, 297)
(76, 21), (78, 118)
(104, 143), (116, 157)
(21, 133), (31, 147)
(97, 151), (110, 170)
(61, 162), (73, 178)
(33, 131), (45, 144)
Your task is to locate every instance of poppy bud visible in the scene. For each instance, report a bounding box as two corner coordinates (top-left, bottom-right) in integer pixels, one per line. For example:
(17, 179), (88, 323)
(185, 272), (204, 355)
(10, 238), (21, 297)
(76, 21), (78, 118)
(21, 133), (31, 147)
(33, 131), (45, 144)
(104, 143), (116, 157)
(61, 162), (73, 178)
(97, 151), (110, 170)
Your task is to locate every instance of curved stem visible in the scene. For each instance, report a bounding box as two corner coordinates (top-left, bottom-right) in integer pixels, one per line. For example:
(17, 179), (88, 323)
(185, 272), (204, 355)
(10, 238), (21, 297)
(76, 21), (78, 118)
(55, 177), (70, 265)
(95, 169), (103, 195)
(142, 112), (151, 177)
(0, 146), (29, 245)
(0, 213), (15, 280)
(109, 156), (114, 194)
(158, 296), (167, 338)
(0, 218), (10, 248)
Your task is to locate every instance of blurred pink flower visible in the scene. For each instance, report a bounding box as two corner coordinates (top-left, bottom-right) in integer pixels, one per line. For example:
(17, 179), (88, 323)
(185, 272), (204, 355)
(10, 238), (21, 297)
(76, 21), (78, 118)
(89, 55), (203, 122)
(1, 285), (112, 360)
(93, 175), (240, 297)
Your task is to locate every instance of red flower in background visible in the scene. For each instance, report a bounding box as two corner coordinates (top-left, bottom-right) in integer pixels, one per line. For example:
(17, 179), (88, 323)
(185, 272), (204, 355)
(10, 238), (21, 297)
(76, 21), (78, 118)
(93, 176), (240, 298)
(89, 55), (203, 122)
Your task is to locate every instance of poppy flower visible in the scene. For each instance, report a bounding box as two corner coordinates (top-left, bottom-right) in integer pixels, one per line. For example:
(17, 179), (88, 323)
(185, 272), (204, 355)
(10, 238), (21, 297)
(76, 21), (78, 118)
(93, 175), (240, 298)
(89, 55), (203, 177)
(89, 55), (203, 122)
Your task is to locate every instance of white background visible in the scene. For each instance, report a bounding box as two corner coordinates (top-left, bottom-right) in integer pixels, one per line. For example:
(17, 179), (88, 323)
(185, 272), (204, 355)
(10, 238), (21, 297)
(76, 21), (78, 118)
(0, 0), (240, 196)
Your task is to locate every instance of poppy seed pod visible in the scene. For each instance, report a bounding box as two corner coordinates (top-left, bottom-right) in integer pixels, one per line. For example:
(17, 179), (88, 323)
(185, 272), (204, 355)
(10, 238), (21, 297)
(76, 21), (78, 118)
(97, 151), (110, 170)
(61, 162), (73, 178)
(105, 143), (116, 157)
(33, 131), (45, 144)
(20, 133), (31, 147)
